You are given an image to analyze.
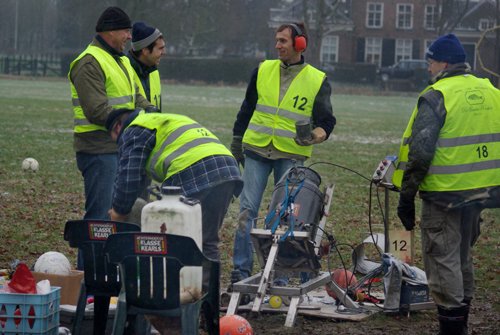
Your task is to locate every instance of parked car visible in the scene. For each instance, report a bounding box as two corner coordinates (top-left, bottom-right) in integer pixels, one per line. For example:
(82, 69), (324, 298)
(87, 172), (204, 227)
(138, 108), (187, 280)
(377, 59), (429, 90)
(377, 59), (428, 82)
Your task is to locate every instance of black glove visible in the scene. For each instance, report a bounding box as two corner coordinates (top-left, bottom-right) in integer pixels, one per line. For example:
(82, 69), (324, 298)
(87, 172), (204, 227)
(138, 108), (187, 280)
(145, 105), (160, 113)
(397, 194), (415, 231)
(230, 136), (245, 167)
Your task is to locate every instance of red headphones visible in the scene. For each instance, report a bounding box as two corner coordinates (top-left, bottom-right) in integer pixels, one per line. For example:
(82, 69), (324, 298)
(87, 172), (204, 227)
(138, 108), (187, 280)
(289, 23), (307, 52)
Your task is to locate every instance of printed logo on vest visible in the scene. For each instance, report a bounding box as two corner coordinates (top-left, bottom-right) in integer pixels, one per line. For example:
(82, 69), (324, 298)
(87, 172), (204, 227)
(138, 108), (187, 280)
(465, 90), (485, 105)
(134, 234), (167, 254)
(88, 222), (117, 240)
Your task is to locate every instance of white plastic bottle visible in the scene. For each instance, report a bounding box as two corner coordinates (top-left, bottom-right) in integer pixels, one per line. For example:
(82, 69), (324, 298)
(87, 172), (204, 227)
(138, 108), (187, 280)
(141, 186), (202, 301)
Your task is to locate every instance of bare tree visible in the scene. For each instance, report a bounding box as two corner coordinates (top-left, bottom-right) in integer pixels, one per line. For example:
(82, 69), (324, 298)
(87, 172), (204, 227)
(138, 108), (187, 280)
(435, 0), (471, 34)
(0, 0), (59, 54)
(301, 0), (327, 66)
(274, 0), (342, 67)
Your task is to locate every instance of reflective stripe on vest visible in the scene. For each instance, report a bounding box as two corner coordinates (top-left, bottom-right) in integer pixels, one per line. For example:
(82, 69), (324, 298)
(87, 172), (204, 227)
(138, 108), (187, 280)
(134, 69), (161, 110)
(393, 75), (500, 191)
(242, 60), (325, 157)
(69, 45), (136, 133)
(128, 113), (233, 181)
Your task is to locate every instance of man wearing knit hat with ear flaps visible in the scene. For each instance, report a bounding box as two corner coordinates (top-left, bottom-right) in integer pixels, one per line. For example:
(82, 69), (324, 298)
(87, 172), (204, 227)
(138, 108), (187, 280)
(128, 22), (165, 112)
(68, 6), (157, 270)
(393, 33), (500, 334)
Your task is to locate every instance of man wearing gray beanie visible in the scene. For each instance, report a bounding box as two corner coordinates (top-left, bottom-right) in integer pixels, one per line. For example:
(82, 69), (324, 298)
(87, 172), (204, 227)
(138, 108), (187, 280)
(128, 22), (165, 112)
(68, 6), (156, 273)
(394, 33), (500, 334)
(126, 21), (166, 202)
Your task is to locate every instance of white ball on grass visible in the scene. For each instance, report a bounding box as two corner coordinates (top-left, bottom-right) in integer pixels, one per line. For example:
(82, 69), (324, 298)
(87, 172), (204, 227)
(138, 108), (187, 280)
(22, 158), (39, 172)
(34, 251), (72, 275)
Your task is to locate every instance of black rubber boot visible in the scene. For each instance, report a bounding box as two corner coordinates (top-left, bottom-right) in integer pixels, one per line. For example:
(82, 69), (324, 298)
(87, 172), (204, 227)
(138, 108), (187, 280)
(461, 298), (472, 333)
(231, 270), (242, 284)
(437, 305), (469, 335)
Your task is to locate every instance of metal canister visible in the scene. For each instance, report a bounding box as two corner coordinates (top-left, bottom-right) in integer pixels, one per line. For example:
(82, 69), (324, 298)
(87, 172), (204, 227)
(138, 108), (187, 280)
(295, 119), (312, 141)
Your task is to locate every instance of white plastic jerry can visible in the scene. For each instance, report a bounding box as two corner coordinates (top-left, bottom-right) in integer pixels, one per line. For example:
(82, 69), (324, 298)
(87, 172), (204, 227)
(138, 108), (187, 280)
(141, 186), (203, 301)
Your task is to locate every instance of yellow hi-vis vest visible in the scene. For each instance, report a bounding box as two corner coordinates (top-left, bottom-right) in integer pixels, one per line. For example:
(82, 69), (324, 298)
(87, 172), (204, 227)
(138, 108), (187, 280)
(243, 60), (325, 158)
(128, 113), (233, 181)
(393, 74), (500, 191)
(134, 70), (161, 110)
(69, 45), (136, 133)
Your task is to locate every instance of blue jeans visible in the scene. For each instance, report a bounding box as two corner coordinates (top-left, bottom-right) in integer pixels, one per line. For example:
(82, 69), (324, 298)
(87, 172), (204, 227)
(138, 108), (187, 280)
(76, 152), (117, 269)
(232, 156), (302, 279)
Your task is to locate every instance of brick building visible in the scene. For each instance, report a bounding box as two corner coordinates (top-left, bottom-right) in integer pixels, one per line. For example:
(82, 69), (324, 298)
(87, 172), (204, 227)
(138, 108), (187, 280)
(269, 0), (499, 82)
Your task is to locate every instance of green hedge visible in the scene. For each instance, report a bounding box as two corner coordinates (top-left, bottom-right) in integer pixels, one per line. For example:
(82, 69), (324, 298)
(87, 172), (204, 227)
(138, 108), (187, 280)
(326, 63), (378, 84)
(159, 59), (379, 85)
(59, 55), (381, 86)
(158, 57), (262, 84)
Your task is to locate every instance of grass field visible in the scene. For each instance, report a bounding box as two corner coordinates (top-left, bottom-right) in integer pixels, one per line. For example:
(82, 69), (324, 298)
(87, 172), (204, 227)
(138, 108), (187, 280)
(0, 76), (498, 333)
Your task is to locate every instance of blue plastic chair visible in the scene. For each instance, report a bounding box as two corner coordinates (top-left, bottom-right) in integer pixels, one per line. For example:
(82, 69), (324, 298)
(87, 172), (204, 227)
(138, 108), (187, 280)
(63, 219), (140, 335)
(104, 232), (220, 335)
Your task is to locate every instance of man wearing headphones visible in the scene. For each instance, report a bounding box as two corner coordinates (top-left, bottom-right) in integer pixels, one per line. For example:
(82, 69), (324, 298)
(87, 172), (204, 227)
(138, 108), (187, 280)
(230, 22), (336, 283)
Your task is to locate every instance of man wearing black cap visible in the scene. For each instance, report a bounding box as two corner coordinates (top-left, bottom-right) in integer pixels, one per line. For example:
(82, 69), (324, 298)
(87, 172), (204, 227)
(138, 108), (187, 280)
(128, 22), (165, 111)
(68, 6), (156, 269)
(393, 34), (500, 334)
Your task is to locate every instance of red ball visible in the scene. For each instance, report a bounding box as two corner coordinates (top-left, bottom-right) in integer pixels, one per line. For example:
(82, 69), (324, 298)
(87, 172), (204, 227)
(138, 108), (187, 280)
(220, 315), (253, 335)
(325, 268), (358, 299)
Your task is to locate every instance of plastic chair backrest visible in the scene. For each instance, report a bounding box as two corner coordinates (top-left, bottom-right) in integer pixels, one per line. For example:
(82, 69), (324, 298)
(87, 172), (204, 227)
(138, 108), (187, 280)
(120, 254), (184, 309)
(105, 233), (206, 308)
(64, 220), (141, 294)
(105, 232), (205, 266)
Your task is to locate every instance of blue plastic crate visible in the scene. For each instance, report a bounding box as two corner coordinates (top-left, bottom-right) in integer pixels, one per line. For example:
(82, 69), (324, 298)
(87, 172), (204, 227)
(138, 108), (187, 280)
(0, 286), (60, 335)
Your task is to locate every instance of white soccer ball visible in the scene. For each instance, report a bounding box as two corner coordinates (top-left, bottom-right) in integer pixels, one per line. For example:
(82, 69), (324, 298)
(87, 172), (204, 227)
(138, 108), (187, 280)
(34, 251), (72, 275)
(22, 158), (39, 172)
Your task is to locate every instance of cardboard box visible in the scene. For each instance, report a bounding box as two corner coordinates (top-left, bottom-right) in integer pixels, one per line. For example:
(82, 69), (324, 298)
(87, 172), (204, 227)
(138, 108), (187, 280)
(33, 270), (84, 305)
(388, 228), (415, 264)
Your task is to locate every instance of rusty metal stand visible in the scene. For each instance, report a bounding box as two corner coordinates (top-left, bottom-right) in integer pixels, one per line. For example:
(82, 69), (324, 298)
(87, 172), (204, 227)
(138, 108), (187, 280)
(226, 185), (360, 327)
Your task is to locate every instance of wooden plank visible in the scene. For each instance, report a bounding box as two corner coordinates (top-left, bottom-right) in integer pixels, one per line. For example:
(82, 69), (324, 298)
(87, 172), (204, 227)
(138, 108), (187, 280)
(222, 288), (377, 322)
(252, 242), (279, 312)
(285, 296), (301, 327)
(225, 301), (375, 322)
(226, 292), (241, 315)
